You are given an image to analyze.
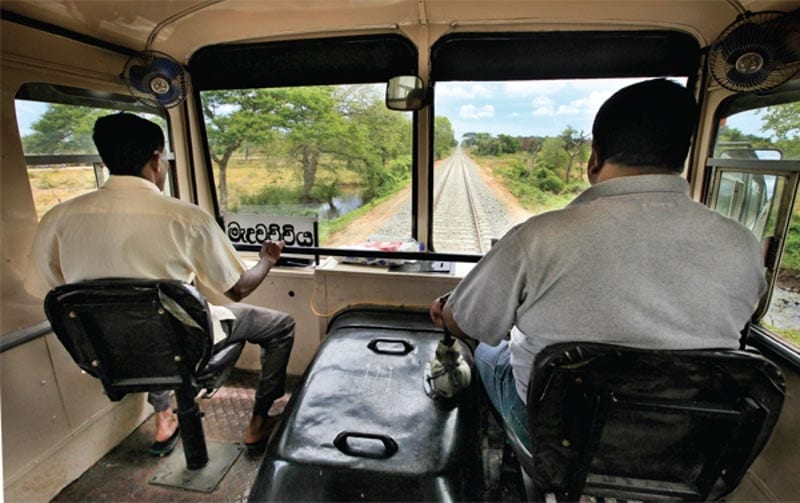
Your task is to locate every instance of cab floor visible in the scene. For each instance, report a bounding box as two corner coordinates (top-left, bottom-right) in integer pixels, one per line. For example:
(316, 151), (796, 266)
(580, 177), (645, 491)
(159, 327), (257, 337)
(52, 369), (522, 502)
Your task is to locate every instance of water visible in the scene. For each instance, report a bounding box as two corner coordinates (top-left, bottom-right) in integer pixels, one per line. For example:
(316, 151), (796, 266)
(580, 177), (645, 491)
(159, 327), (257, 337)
(316, 191), (363, 220)
(237, 189), (363, 220)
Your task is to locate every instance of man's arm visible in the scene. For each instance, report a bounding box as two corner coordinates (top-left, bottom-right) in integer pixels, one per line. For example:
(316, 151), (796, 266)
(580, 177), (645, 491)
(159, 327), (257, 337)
(429, 293), (469, 339)
(225, 240), (284, 302)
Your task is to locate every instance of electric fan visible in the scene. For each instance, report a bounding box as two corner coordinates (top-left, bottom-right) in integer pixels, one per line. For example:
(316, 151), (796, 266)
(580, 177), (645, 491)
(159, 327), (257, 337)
(121, 50), (187, 108)
(708, 9), (800, 93)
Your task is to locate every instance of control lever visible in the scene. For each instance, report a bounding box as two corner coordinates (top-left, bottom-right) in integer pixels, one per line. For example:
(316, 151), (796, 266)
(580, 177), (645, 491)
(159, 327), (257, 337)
(424, 328), (472, 399)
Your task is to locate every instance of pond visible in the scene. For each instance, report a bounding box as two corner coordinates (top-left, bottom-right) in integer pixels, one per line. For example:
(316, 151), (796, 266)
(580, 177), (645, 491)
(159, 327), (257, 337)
(237, 188), (364, 221)
(315, 190), (364, 220)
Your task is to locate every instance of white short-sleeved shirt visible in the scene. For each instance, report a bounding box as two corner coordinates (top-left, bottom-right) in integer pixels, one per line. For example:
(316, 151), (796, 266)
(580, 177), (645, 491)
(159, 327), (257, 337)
(25, 175), (247, 343)
(449, 174), (767, 403)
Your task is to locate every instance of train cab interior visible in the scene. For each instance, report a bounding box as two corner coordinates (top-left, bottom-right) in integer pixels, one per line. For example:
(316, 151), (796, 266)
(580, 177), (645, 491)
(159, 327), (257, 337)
(1, 1), (800, 501)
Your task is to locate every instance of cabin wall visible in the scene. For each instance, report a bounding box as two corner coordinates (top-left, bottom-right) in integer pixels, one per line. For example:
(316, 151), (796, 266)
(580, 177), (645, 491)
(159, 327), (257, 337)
(733, 363), (800, 501)
(1, 20), (154, 502)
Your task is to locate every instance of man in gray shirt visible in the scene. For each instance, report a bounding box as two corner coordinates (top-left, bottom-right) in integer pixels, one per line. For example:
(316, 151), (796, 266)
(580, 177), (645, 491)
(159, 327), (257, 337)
(429, 79), (766, 448)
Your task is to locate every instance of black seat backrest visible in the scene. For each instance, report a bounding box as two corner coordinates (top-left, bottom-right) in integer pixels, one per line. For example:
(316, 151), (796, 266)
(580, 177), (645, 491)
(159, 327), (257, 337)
(44, 278), (214, 400)
(526, 342), (786, 502)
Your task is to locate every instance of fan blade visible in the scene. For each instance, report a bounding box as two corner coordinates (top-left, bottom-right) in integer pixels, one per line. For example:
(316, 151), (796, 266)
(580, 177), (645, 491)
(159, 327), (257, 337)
(155, 85), (181, 106)
(150, 56), (184, 81)
(726, 67), (769, 88)
(127, 64), (153, 93)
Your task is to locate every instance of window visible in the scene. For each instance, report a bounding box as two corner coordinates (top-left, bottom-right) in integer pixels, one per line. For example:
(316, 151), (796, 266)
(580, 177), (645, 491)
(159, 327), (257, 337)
(711, 95), (800, 351)
(200, 84), (413, 249)
(15, 83), (170, 219)
(432, 77), (684, 253)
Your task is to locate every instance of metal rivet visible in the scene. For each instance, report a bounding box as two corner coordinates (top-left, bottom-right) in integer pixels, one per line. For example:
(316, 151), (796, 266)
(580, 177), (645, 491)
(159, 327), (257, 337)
(174, 355), (181, 362)
(158, 308), (165, 315)
(68, 311), (77, 318)
(561, 439), (571, 448)
(91, 360), (99, 367)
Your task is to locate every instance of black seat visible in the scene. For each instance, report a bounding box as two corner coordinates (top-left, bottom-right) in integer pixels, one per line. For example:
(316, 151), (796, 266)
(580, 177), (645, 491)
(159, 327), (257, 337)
(44, 278), (245, 474)
(504, 342), (786, 502)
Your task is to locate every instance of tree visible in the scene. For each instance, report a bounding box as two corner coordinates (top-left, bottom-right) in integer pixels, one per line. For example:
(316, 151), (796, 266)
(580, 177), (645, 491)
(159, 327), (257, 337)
(22, 104), (107, 154)
(202, 89), (279, 214)
(270, 87), (351, 202)
(559, 126), (589, 182)
(759, 102), (800, 159)
(434, 116), (457, 159)
(338, 90), (413, 201)
(519, 136), (544, 173)
(536, 136), (568, 174)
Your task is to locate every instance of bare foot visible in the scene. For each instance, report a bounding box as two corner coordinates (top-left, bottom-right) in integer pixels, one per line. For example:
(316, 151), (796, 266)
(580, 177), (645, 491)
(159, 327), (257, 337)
(244, 414), (280, 445)
(154, 409), (179, 442)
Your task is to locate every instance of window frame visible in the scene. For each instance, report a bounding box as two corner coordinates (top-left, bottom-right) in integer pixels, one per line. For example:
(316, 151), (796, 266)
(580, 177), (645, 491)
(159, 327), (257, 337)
(190, 34), (424, 258)
(707, 91), (800, 367)
(15, 82), (177, 217)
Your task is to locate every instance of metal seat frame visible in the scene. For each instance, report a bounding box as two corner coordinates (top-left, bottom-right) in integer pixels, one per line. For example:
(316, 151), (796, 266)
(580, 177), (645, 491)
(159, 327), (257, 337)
(504, 342), (786, 502)
(45, 278), (245, 492)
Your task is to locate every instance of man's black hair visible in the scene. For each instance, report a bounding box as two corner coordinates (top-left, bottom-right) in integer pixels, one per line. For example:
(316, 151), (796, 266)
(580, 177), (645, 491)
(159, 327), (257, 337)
(92, 113), (165, 176)
(592, 79), (698, 172)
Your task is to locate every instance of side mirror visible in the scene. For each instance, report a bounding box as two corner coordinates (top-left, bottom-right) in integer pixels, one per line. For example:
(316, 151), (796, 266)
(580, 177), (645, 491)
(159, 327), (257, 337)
(386, 75), (427, 111)
(719, 148), (783, 160)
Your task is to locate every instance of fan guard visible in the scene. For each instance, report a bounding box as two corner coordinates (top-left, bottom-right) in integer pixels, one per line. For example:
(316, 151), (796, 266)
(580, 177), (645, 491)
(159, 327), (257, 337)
(709, 10), (800, 93)
(122, 50), (187, 108)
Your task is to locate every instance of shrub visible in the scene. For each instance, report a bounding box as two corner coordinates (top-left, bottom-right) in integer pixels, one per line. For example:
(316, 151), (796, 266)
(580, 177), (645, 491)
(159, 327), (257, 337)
(537, 175), (564, 194)
(240, 186), (301, 206)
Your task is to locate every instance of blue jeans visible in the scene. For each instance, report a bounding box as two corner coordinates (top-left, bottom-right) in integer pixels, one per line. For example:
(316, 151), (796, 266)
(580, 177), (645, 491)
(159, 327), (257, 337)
(474, 341), (531, 450)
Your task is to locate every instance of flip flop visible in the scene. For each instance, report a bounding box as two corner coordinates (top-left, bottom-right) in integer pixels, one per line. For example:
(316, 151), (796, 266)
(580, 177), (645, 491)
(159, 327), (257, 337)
(244, 436), (269, 455)
(148, 427), (180, 457)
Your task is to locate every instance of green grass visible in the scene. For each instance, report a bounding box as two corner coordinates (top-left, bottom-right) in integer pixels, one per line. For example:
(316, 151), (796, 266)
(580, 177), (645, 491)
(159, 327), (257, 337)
(317, 188), (405, 242)
(472, 153), (587, 214)
(764, 323), (800, 349)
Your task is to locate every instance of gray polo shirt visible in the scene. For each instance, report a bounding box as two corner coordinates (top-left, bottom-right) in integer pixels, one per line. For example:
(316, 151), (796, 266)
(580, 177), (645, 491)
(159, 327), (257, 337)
(450, 174), (767, 403)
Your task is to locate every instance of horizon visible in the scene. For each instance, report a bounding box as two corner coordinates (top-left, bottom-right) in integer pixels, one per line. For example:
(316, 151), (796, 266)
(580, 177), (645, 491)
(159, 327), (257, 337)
(16, 78), (768, 143)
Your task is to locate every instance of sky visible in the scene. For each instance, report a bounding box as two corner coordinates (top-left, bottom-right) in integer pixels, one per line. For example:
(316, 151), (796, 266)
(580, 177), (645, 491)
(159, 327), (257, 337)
(434, 77), (766, 142)
(15, 100), (49, 137)
(16, 77), (767, 142)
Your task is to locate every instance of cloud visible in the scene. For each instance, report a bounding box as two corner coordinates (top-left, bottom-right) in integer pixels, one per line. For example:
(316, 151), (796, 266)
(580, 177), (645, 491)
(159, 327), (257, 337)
(504, 81), (566, 97)
(460, 104), (495, 119)
(438, 84), (493, 99)
(531, 91), (608, 117)
(556, 105), (580, 115)
(566, 91), (613, 116)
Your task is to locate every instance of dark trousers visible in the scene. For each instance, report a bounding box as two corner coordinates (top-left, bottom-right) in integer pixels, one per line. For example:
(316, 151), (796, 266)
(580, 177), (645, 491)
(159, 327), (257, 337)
(148, 303), (295, 417)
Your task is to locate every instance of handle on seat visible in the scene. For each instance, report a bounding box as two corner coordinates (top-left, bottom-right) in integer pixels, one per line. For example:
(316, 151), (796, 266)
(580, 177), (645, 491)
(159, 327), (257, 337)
(367, 338), (414, 356)
(333, 431), (399, 459)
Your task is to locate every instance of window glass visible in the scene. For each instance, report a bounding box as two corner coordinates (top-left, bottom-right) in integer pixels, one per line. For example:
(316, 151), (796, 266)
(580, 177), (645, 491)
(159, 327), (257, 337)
(432, 77), (684, 253)
(200, 84), (413, 249)
(713, 99), (800, 351)
(16, 94), (169, 219)
(765, 200), (800, 351)
(713, 172), (785, 241)
(716, 102), (800, 161)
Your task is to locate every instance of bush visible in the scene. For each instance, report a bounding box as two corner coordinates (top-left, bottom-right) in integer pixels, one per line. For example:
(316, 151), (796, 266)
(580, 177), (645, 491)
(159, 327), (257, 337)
(240, 186), (301, 206)
(536, 174), (565, 194)
(781, 220), (800, 275)
(565, 180), (588, 194)
(532, 168), (551, 180)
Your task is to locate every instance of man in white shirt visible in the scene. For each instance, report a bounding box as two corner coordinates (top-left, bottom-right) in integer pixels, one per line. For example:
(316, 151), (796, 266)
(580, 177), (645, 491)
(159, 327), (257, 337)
(26, 113), (294, 454)
(429, 79), (766, 448)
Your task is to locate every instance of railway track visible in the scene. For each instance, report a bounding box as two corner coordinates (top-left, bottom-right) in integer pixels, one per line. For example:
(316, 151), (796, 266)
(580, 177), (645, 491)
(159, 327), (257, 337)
(433, 148), (491, 254)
